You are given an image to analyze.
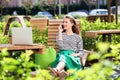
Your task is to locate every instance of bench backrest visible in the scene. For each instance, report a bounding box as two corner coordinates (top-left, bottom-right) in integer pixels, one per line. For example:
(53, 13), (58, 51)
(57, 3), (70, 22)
(48, 19), (81, 52)
(30, 18), (48, 32)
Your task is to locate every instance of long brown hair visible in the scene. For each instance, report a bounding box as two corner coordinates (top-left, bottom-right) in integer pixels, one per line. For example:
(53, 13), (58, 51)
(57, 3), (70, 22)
(64, 15), (80, 34)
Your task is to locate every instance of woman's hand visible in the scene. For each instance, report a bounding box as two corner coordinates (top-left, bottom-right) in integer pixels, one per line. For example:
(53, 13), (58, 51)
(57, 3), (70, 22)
(70, 53), (78, 57)
(58, 24), (64, 40)
(58, 24), (64, 33)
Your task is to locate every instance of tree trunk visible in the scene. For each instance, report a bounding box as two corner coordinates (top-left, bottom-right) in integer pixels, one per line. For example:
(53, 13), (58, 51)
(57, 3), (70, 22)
(0, 8), (2, 22)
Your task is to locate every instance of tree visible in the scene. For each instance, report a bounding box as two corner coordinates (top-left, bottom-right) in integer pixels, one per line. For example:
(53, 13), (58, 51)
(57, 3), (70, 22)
(22, 0), (33, 15)
(0, 0), (9, 21)
(48, 0), (57, 15)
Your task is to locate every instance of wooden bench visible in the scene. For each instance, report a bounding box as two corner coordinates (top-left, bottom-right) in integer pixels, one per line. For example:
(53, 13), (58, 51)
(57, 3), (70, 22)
(0, 44), (46, 54)
(85, 30), (120, 42)
(86, 15), (114, 22)
(48, 19), (91, 68)
(30, 18), (48, 32)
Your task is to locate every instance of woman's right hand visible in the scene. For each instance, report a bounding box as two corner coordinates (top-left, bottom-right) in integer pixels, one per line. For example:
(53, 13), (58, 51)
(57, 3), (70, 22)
(58, 24), (64, 40)
(58, 24), (64, 33)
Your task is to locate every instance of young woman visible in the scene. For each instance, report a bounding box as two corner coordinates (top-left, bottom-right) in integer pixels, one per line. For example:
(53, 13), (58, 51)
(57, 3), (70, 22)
(48, 15), (84, 78)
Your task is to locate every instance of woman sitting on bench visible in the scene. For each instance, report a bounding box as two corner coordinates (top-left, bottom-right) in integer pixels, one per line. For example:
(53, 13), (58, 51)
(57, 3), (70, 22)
(48, 15), (84, 77)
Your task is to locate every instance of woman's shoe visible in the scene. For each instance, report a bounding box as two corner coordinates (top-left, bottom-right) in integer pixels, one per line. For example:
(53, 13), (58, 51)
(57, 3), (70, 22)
(47, 67), (59, 77)
(59, 70), (68, 80)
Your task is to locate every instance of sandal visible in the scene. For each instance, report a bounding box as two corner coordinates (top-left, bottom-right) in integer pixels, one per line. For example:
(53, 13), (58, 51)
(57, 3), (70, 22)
(47, 67), (59, 77)
(59, 70), (68, 80)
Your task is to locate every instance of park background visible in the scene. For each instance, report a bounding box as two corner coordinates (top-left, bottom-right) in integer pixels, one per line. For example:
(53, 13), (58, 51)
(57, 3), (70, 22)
(0, 0), (120, 80)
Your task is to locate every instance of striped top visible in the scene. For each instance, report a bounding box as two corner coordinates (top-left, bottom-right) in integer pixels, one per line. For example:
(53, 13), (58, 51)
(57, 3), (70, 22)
(56, 32), (84, 57)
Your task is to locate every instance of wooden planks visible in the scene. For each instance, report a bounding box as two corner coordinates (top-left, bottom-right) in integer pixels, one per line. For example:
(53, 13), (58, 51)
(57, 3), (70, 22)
(30, 18), (48, 32)
(0, 44), (46, 54)
(48, 19), (63, 52)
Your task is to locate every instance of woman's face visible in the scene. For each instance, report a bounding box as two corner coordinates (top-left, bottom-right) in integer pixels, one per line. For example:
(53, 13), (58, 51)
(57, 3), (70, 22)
(63, 18), (73, 30)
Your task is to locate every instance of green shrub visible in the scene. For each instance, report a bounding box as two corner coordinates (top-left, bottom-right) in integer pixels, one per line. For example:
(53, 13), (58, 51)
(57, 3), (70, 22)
(0, 49), (37, 80)
(0, 22), (5, 33)
(32, 27), (48, 46)
(0, 34), (9, 44)
(65, 42), (120, 80)
(0, 48), (56, 80)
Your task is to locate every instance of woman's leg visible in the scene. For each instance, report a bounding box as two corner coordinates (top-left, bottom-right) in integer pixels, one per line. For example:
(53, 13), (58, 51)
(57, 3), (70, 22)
(55, 61), (65, 71)
(48, 61), (66, 77)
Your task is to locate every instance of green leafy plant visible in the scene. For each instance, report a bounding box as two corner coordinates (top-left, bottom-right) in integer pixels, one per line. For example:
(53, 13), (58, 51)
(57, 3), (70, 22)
(32, 27), (48, 46)
(0, 48), (57, 80)
(0, 22), (5, 33)
(65, 42), (120, 80)
(0, 49), (37, 80)
(0, 34), (9, 44)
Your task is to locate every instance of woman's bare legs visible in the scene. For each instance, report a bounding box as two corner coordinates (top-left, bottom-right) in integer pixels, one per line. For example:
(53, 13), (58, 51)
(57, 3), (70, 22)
(48, 61), (68, 79)
(48, 61), (65, 76)
(54, 61), (68, 79)
(55, 61), (65, 71)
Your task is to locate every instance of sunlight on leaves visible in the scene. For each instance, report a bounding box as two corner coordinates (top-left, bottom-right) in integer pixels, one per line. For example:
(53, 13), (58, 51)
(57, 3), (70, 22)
(96, 42), (110, 53)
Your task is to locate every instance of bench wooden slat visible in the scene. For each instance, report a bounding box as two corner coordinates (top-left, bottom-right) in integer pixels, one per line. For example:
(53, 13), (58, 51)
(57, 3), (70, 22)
(30, 18), (48, 32)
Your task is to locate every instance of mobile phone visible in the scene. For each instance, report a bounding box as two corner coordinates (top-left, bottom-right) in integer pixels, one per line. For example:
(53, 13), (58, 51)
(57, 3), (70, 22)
(61, 25), (66, 32)
(62, 25), (64, 29)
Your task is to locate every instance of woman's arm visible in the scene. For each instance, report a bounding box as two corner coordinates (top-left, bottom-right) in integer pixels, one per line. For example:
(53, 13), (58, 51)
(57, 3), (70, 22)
(70, 35), (84, 57)
(56, 24), (64, 48)
(77, 36), (84, 57)
(58, 24), (64, 40)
